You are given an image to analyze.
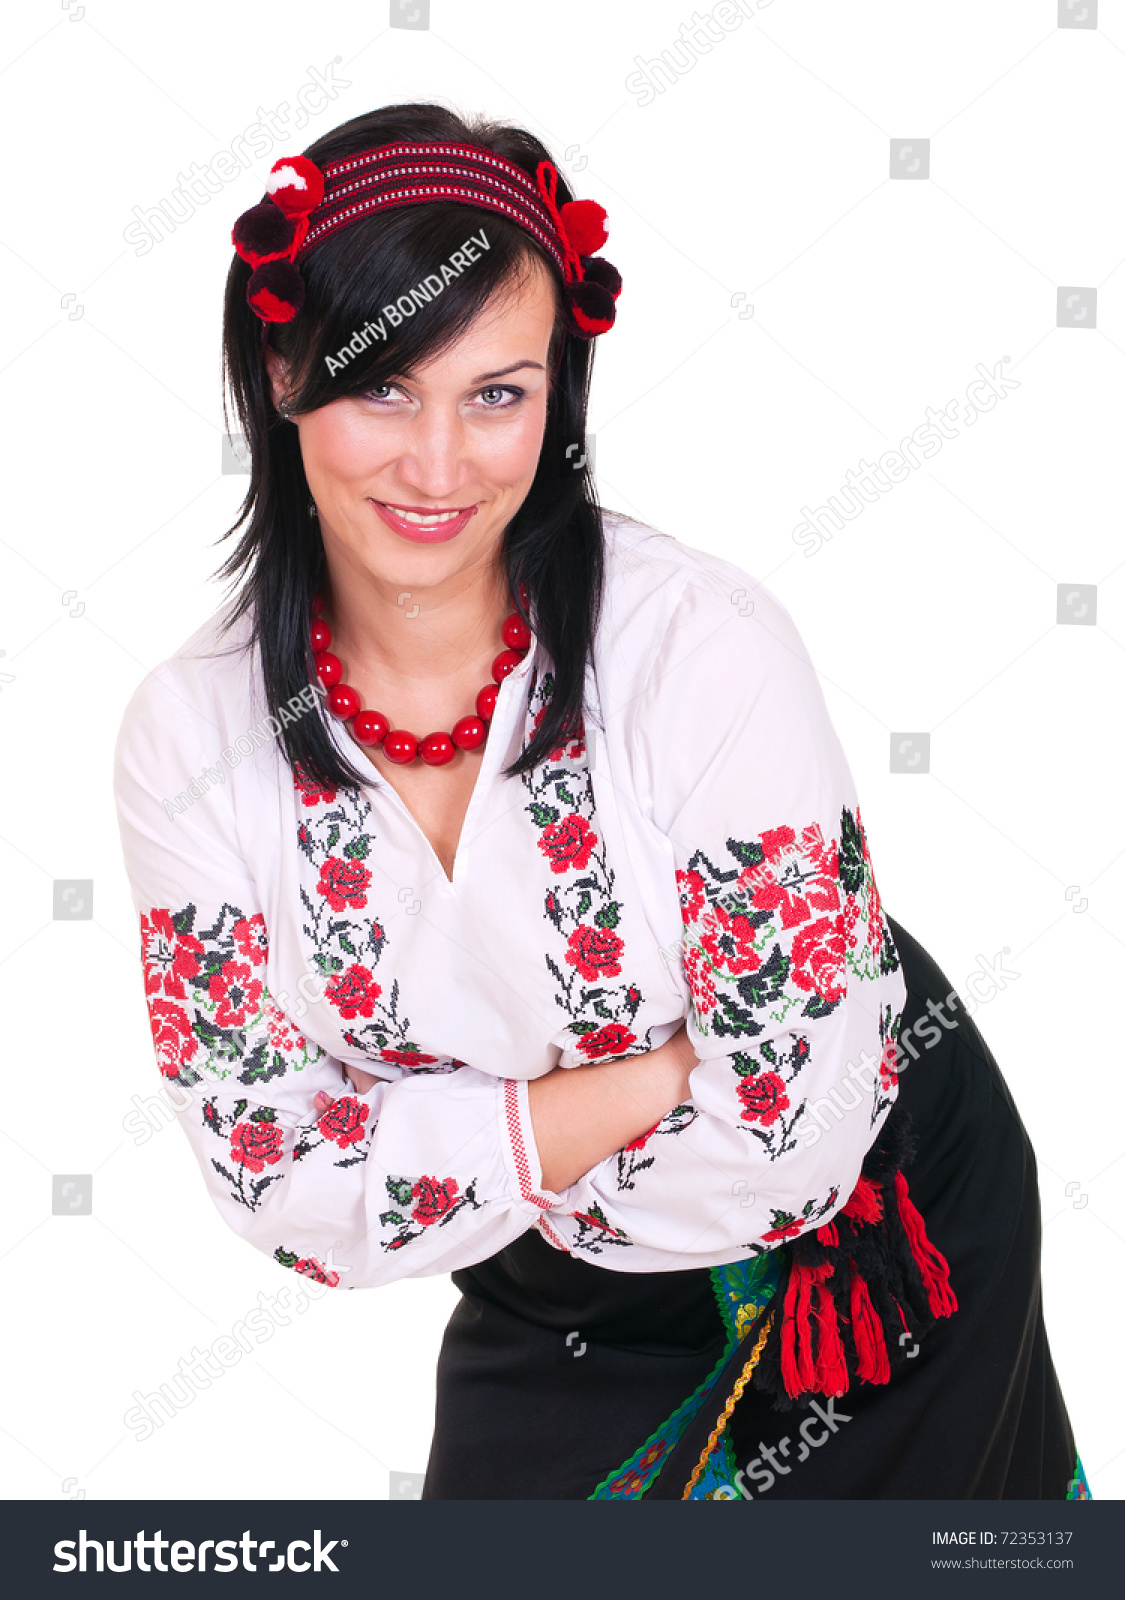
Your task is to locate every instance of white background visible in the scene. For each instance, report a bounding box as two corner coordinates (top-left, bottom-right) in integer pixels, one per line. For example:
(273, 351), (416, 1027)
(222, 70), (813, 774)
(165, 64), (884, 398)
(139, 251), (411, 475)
(0, 0), (1121, 1501)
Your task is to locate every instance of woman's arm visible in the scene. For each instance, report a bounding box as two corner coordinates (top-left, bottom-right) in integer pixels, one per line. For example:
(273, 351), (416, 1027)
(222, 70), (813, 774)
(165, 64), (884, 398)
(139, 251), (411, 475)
(504, 565), (908, 1267)
(115, 660), (654, 1291)
(327, 1023), (699, 1195)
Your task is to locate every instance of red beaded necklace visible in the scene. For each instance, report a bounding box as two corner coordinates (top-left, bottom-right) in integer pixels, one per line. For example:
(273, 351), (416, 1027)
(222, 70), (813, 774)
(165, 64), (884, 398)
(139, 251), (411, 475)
(309, 584), (532, 767)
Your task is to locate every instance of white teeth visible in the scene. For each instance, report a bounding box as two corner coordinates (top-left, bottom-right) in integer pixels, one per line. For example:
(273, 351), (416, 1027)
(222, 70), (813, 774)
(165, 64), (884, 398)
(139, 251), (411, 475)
(386, 505), (461, 524)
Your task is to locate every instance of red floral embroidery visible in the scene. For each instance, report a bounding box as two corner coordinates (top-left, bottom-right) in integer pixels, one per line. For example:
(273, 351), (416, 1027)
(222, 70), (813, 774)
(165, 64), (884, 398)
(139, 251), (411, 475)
(576, 1023), (637, 1059)
(538, 813), (598, 874)
(683, 945), (717, 1014)
(411, 1176), (460, 1225)
(700, 903), (762, 977)
(146, 997), (199, 1077)
(565, 924), (625, 981)
(230, 1118), (284, 1173)
(141, 909), (204, 1000)
(324, 963), (382, 1020)
(294, 765), (338, 807)
(317, 1095), (369, 1149)
(208, 959), (263, 1028)
(379, 1048), (439, 1066)
(736, 1071), (790, 1127)
(738, 824), (840, 930)
(233, 914), (268, 967)
(789, 915), (846, 1004)
(316, 856), (372, 912)
(676, 869), (706, 925)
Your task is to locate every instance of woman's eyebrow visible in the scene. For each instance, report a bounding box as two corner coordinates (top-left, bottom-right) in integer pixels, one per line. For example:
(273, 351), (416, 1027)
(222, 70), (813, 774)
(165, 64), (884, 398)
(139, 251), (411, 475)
(472, 360), (546, 383)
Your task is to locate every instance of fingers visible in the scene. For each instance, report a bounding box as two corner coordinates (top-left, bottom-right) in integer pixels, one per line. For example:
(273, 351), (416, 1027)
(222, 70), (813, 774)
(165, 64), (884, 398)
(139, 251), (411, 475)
(313, 1090), (335, 1114)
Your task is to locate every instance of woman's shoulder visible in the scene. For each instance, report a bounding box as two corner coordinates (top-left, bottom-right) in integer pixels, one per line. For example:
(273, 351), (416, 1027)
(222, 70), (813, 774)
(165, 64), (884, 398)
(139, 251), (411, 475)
(597, 511), (810, 686)
(114, 598), (261, 763)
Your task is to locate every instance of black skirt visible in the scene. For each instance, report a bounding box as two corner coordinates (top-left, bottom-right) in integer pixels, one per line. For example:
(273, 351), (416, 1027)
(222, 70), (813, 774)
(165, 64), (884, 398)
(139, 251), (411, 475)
(421, 919), (1085, 1500)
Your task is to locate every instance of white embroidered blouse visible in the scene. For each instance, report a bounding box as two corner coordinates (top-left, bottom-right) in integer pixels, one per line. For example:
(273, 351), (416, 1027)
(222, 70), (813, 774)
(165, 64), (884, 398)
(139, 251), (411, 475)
(113, 514), (906, 1290)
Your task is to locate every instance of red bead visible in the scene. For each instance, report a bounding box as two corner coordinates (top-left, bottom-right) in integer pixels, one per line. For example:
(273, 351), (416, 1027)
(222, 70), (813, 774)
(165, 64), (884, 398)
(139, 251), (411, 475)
(383, 729), (418, 764)
(313, 651), (342, 689)
(420, 732), (456, 766)
(353, 710), (389, 745)
(451, 715), (487, 750)
(501, 613), (531, 650)
(476, 683), (499, 722)
(491, 648), (523, 683)
(328, 683), (360, 720)
(312, 594), (323, 616)
(310, 619), (331, 652)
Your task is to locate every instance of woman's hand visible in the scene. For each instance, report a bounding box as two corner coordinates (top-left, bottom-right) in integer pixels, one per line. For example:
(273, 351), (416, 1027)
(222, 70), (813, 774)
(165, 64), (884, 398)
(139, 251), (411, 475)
(527, 1021), (699, 1196)
(313, 1063), (380, 1116)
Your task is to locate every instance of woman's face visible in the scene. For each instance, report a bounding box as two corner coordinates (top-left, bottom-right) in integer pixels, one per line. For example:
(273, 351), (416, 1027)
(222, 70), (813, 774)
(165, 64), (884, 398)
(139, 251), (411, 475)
(275, 256), (558, 597)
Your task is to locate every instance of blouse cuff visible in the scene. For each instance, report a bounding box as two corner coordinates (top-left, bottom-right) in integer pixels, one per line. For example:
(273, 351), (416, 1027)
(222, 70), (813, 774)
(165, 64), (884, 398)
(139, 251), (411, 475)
(498, 1078), (570, 1213)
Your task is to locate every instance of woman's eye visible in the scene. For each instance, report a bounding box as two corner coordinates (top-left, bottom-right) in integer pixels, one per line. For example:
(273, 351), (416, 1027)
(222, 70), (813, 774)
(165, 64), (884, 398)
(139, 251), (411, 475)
(476, 386), (521, 408)
(365, 384), (406, 405)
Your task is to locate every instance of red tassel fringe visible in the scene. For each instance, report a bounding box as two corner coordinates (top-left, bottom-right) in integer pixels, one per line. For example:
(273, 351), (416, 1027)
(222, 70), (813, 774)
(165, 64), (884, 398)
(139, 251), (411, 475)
(894, 1170), (958, 1317)
(840, 1174), (883, 1226)
(848, 1264), (891, 1384)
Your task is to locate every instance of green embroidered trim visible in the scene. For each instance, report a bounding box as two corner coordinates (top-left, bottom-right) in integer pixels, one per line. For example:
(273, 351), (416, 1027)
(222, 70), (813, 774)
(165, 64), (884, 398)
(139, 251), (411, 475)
(589, 1252), (779, 1501)
(1066, 1451), (1092, 1500)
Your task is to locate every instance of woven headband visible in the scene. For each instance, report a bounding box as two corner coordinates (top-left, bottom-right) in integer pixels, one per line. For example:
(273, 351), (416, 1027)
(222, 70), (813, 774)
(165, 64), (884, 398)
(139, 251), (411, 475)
(231, 142), (621, 339)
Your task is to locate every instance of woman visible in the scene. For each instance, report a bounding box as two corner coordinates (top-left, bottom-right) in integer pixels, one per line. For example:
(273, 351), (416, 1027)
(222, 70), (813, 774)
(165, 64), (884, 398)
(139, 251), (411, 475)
(113, 103), (1086, 1501)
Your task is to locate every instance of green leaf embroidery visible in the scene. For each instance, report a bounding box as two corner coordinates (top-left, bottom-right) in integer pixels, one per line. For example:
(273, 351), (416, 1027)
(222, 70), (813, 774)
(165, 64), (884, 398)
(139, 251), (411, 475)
(529, 802), (560, 827)
(343, 834), (370, 860)
(594, 902), (620, 929)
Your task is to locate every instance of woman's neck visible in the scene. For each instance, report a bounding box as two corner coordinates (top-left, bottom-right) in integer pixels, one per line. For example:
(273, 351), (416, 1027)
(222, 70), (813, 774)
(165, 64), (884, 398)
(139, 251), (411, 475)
(319, 548), (512, 690)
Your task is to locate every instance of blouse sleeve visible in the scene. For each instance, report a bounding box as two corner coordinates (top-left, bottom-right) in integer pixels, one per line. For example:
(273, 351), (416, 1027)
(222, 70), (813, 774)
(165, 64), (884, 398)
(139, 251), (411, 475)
(536, 566), (907, 1267)
(113, 666), (559, 1291)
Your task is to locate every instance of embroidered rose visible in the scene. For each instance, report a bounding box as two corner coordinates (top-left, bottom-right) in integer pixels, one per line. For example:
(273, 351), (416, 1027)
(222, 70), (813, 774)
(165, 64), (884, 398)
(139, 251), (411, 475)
(317, 1095), (369, 1148)
(316, 855), (372, 912)
(208, 959), (263, 1028)
(700, 903), (761, 977)
(736, 1070), (790, 1127)
(565, 924), (625, 981)
(576, 1023), (637, 1060)
(324, 963), (381, 1020)
(789, 915), (846, 1003)
(141, 909), (204, 1000)
(538, 813), (598, 874)
(230, 1117), (284, 1172)
(233, 914), (269, 967)
(147, 998), (199, 1077)
(411, 1176), (460, 1225)
(761, 1216), (806, 1242)
(293, 1256), (340, 1287)
(379, 1048), (439, 1066)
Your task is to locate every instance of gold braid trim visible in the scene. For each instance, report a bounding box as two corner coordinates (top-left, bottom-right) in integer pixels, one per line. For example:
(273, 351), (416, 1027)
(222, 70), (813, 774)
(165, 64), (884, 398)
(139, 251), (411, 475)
(680, 1311), (775, 1500)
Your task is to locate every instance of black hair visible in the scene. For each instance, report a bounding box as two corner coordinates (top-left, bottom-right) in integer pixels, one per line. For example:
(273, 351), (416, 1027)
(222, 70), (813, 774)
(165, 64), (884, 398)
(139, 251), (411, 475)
(215, 102), (605, 789)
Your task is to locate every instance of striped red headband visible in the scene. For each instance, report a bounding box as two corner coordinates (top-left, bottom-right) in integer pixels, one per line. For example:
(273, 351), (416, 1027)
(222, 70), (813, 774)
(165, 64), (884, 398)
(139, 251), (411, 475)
(231, 142), (621, 339)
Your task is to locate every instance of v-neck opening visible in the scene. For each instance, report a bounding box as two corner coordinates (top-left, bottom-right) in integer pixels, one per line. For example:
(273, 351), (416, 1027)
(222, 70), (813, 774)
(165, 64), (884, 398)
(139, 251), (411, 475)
(322, 644), (538, 890)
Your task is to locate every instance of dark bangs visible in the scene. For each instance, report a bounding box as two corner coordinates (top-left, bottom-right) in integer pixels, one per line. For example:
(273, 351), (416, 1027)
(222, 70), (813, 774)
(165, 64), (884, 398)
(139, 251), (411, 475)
(215, 103), (605, 793)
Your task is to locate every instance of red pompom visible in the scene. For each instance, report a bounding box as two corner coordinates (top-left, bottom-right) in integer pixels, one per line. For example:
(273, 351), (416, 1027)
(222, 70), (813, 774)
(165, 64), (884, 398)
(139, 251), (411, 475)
(565, 279), (616, 339)
(232, 202), (295, 267)
(580, 255), (622, 300)
(560, 199), (608, 256)
(266, 156), (325, 218)
(246, 259), (306, 323)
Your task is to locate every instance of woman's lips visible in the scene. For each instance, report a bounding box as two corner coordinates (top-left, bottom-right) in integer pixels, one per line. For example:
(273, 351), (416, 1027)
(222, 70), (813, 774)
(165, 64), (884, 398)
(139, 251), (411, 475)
(370, 500), (478, 543)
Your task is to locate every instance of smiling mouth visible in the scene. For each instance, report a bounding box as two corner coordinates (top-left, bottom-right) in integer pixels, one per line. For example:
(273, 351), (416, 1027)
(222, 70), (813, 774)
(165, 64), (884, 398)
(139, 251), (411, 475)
(378, 502), (472, 525)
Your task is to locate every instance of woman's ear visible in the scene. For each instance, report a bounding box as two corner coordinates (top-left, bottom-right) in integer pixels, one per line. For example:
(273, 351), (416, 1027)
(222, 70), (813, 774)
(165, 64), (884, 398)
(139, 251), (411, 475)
(265, 349), (289, 410)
